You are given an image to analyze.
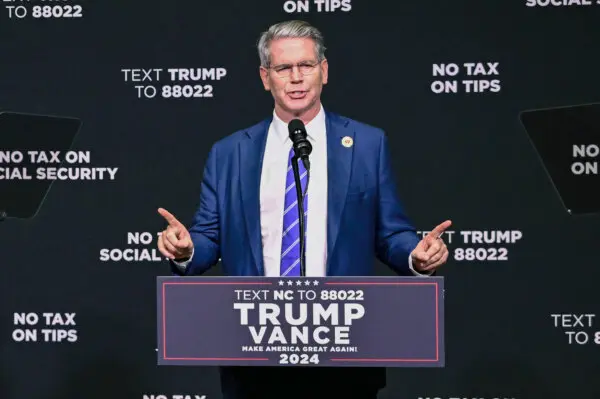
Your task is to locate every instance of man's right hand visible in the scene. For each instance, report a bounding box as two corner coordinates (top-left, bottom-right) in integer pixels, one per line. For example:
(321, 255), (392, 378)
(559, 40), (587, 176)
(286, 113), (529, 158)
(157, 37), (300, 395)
(157, 207), (194, 260)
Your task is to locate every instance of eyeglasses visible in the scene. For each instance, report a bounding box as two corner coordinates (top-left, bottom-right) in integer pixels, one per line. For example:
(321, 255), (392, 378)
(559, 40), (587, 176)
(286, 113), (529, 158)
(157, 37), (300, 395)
(268, 61), (320, 78)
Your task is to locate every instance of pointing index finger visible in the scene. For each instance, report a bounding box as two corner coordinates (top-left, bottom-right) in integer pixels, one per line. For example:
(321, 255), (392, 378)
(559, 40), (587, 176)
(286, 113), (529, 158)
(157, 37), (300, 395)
(158, 207), (182, 228)
(428, 220), (452, 239)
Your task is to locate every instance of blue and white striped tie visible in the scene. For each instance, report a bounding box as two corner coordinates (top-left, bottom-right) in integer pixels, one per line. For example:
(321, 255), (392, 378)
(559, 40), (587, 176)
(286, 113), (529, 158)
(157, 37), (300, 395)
(279, 147), (308, 277)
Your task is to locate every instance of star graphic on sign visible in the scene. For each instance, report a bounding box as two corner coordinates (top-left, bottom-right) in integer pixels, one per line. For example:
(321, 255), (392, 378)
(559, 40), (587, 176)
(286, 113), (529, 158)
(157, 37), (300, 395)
(304, 280), (311, 286)
(278, 280), (285, 286)
(296, 280), (302, 286)
(313, 280), (319, 286)
(287, 280), (293, 286)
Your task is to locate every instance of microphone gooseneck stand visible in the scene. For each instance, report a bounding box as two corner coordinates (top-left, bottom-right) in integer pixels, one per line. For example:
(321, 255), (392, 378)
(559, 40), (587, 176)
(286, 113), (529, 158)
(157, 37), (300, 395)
(291, 155), (309, 277)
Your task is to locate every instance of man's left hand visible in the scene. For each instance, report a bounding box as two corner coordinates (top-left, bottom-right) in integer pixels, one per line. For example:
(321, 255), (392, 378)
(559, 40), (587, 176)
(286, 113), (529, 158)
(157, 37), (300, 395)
(411, 220), (452, 273)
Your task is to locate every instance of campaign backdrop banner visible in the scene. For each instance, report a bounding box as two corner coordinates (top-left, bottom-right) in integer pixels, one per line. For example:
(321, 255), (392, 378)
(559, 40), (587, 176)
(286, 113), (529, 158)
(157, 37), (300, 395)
(1, 0), (599, 398)
(157, 276), (444, 368)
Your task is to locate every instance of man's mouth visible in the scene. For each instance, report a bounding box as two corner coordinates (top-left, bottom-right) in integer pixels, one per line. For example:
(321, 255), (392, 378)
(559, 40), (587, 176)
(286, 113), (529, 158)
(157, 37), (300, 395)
(288, 90), (307, 99)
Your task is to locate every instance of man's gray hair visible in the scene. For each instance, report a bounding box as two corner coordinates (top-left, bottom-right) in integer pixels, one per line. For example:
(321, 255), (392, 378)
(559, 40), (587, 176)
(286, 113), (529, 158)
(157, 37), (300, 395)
(257, 20), (326, 67)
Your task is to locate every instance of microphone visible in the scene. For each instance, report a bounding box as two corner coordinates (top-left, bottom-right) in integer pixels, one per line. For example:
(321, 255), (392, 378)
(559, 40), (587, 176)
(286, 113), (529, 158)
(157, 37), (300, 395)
(288, 119), (312, 171)
(287, 119), (311, 277)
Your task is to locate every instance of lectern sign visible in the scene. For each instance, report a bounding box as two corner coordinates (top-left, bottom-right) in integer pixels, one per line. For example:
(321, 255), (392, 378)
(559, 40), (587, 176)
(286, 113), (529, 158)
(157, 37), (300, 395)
(157, 276), (444, 367)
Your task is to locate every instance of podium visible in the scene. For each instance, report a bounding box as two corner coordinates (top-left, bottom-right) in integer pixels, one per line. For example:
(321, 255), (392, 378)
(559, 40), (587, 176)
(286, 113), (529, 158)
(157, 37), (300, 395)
(156, 276), (444, 368)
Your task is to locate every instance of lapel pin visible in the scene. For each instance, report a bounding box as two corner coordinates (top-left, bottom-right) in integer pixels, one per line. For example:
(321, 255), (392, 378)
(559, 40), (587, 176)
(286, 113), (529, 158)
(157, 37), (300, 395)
(341, 136), (353, 148)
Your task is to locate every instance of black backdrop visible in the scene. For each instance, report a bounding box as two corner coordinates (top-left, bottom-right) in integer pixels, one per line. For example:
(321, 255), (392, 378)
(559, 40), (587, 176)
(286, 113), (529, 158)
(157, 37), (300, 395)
(1, 0), (600, 398)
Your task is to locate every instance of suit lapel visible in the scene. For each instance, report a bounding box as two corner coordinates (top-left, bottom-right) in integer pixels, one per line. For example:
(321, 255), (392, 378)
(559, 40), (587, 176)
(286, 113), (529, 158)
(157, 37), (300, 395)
(239, 118), (271, 276)
(326, 112), (353, 273)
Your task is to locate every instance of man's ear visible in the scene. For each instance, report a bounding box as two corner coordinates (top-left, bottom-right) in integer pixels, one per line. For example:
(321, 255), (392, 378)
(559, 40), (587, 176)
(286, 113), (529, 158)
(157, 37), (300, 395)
(259, 66), (271, 91)
(321, 58), (329, 85)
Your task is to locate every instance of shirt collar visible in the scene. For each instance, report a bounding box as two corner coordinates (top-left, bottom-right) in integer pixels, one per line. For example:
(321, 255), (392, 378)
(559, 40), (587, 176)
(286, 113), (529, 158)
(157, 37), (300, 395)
(271, 103), (325, 144)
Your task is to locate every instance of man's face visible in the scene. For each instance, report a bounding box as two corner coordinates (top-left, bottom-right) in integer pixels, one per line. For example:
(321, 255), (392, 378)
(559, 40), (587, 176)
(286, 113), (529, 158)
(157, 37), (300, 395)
(260, 37), (328, 120)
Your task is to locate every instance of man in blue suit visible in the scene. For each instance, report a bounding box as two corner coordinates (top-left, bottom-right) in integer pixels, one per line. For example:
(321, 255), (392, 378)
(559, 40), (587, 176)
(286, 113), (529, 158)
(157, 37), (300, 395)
(157, 20), (451, 399)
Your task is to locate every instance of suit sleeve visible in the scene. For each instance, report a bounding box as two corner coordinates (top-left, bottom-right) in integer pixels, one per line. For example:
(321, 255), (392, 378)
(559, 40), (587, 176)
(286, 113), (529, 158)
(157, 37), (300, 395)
(169, 144), (221, 275)
(375, 132), (421, 275)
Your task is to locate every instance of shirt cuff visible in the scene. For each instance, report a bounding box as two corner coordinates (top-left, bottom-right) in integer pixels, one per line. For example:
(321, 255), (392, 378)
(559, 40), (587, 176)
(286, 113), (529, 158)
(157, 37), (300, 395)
(172, 247), (194, 271)
(408, 254), (433, 276)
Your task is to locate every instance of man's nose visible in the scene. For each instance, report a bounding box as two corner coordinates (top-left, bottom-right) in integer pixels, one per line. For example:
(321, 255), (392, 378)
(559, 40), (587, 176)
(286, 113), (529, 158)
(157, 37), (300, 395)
(290, 66), (303, 82)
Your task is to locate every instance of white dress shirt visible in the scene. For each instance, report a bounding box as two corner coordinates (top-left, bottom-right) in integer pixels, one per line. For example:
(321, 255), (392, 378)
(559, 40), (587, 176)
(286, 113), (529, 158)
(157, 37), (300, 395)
(174, 105), (428, 276)
(260, 105), (328, 277)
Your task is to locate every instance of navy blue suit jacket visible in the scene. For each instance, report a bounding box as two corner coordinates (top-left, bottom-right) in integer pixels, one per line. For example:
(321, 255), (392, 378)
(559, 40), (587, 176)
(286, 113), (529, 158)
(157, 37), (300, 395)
(171, 111), (420, 277)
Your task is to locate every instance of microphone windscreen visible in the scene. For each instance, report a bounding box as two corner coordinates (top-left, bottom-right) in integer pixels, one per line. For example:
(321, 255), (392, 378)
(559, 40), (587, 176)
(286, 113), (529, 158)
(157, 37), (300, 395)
(288, 119), (306, 138)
